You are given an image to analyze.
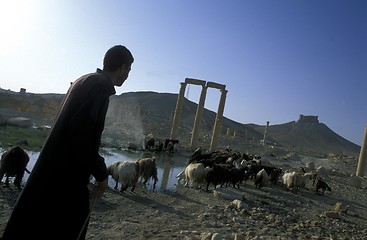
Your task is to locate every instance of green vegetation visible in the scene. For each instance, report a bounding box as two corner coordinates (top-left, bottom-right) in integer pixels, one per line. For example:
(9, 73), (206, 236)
(0, 126), (124, 152)
(0, 126), (49, 151)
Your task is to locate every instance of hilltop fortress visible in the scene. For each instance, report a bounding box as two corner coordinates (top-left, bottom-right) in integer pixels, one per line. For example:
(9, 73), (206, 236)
(297, 114), (319, 124)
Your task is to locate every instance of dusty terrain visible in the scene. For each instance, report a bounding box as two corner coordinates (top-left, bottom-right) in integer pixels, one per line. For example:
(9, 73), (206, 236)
(1, 149), (367, 240)
(1, 88), (365, 240)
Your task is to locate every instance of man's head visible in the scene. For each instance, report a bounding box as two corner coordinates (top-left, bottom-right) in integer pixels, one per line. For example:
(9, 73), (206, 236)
(103, 45), (134, 86)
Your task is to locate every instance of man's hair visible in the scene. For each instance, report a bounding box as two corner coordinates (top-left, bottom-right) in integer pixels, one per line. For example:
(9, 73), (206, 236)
(103, 45), (134, 72)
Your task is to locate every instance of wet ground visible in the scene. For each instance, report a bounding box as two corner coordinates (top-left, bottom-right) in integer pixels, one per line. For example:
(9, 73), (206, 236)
(1, 148), (189, 191)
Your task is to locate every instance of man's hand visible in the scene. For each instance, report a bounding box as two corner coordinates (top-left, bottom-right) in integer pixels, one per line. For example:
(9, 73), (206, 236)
(87, 178), (108, 198)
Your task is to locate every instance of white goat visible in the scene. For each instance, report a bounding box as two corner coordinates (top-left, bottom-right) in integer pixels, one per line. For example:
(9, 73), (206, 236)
(184, 163), (210, 189)
(108, 161), (139, 192)
(282, 171), (307, 191)
(254, 168), (269, 188)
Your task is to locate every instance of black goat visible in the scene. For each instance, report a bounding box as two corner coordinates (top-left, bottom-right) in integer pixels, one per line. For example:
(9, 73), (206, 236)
(0, 146), (30, 190)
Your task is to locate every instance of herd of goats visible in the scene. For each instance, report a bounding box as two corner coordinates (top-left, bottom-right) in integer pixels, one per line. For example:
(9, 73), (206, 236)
(176, 147), (332, 194)
(0, 144), (332, 197)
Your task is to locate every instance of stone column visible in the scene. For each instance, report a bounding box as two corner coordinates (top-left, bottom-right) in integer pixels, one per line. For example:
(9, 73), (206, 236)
(210, 89), (227, 151)
(356, 124), (367, 177)
(263, 121), (269, 145)
(170, 82), (187, 140)
(190, 85), (208, 149)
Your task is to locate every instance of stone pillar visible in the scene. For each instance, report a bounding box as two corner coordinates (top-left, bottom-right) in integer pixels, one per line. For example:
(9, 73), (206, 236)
(170, 82), (187, 140)
(263, 121), (269, 145)
(356, 124), (367, 177)
(210, 89), (227, 151)
(190, 85), (208, 149)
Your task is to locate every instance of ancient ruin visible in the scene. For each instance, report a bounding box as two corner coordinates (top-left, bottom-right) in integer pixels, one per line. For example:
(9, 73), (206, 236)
(170, 78), (227, 151)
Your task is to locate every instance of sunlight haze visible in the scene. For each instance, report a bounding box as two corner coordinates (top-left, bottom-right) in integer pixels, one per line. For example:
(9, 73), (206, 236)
(0, 0), (366, 146)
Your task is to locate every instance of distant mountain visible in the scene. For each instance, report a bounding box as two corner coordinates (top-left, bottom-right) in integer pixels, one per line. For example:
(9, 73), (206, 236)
(105, 92), (360, 156)
(0, 88), (360, 156)
(251, 121), (360, 156)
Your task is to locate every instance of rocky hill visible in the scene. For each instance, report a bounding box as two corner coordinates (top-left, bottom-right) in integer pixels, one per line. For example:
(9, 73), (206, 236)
(0, 88), (360, 156)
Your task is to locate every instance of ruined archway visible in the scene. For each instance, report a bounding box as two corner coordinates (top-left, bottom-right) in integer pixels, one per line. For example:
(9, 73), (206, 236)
(170, 78), (227, 151)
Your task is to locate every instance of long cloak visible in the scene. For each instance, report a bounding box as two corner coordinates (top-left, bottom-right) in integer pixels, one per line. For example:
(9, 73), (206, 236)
(2, 69), (115, 240)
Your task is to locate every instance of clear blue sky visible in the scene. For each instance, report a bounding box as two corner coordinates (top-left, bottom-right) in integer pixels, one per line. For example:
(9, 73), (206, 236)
(0, 0), (366, 145)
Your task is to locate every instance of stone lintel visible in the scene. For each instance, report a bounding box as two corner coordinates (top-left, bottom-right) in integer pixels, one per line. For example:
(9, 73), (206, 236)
(206, 81), (226, 90)
(185, 78), (206, 86)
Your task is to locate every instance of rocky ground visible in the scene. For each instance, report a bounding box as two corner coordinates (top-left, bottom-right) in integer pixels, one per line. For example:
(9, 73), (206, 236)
(1, 150), (367, 240)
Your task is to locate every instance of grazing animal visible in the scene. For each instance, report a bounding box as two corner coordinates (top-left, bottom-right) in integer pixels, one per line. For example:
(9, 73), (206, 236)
(303, 172), (318, 186)
(269, 168), (283, 185)
(315, 178), (331, 194)
(184, 163), (210, 189)
(108, 161), (139, 192)
(135, 157), (158, 190)
(155, 140), (164, 152)
(145, 138), (155, 150)
(228, 167), (248, 189)
(282, 171), (308, 191)
(188, 147), (213, 165)
(0, 146), (30, 190)
(205, 164), (232, 191)
(164, 139), (179, 153)
(254, 168), (269, 189)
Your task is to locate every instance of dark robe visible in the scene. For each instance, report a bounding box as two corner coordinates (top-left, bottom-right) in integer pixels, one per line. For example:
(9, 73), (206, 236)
(2, 69), (114, 240)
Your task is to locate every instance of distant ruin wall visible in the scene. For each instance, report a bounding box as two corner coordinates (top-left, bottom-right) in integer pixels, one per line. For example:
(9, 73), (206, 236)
(0, 90), (62, 123)
(297, 114), (319, 123)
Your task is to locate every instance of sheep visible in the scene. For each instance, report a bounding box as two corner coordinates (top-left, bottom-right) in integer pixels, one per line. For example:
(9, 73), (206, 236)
(107, 161), (139, 192)
(135, 157), (158, 190)
(0, 146), (30, 190)
(315, 177), (331, 194)
(184, 163), (210, 189)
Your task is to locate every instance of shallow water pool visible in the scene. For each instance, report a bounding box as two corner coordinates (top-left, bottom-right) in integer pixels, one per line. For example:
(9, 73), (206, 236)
(0, 148), (189, 191)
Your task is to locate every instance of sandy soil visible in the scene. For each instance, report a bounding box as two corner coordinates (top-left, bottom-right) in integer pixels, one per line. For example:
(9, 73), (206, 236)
(1, 152), (367, 240)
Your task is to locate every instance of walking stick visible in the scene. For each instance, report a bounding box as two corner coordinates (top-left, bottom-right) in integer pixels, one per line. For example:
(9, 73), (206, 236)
(77, 196), (97, 240)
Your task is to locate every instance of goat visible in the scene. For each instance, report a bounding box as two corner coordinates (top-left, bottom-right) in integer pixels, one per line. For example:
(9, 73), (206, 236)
(184, 163), (210, 189)
(254, 168), (269, 189)
(135, 157), (158, 190)
(0, 146), (30, 190)
(107, 161), (139, 192)
(205, 164), (232, 191)
(315, 177), (331, 194)
(304, 172), (318, 186)
(282, 171), (307, 191)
